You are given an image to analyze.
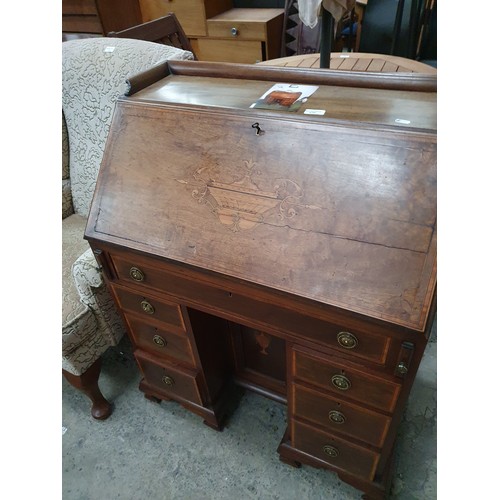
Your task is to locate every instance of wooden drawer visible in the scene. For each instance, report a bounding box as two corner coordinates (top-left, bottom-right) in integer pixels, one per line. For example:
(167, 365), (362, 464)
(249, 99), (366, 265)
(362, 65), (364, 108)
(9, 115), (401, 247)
(291, 419), (380, 480)
(195, 38), (263, 64)
(109, 252), (392, 366)
(62, 15), (102, 33)
(292, 347), (401, 412)
(62, 0), (98, 15)
(207, 9), (283, 41)
(139, 0), (207, 37)
(292, 384), (391, 448)
(112, 285), (185, 331)
(207, 20), (266, 40)
(135, 350), (203, 405)
(124, 314), (195, 366)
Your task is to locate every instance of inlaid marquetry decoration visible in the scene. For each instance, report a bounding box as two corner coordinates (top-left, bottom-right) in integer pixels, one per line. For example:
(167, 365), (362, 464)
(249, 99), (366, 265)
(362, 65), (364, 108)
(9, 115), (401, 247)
(176, 160), (321, 232)
(255, 331), (271, 355)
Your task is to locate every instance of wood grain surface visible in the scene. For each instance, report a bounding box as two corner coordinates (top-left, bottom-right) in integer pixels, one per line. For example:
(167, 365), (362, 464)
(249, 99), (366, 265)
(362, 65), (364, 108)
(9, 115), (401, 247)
(87, 69), (436, 331)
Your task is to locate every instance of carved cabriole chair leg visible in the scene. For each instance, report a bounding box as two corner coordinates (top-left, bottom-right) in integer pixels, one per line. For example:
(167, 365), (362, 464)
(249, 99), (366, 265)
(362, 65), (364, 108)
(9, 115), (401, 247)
(63, 358), (112, 420)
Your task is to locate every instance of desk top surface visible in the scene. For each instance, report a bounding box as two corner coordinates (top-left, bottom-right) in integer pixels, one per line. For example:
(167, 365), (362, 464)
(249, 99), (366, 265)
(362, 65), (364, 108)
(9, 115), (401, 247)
(87, 62), (436, 332)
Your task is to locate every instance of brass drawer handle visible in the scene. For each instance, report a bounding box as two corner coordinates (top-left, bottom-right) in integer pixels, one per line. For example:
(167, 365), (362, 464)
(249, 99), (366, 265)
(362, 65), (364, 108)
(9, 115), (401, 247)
(129, 266), (145, 282)
(337, 331), (358, 349)
(328, 410), (346, 424)
(153, 334), (166, 347)
(162, 375), (175, 386)
(331, 374), (351, 391)
(141, 299), (155, 315)
(322, 445), (339, 458)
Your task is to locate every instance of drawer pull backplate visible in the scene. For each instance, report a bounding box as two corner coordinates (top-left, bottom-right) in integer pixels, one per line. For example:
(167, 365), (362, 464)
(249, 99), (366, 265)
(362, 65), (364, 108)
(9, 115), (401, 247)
(162, 375), (175, 386)
(337, 331), (358, 349)
(323, 445), (339, 457)
(141, 300), (155, 315)
(331, 374), (351, 391)
(153, 335), (166, 347)
(328, 410), (346, 424)
(129, 266), (145, 282)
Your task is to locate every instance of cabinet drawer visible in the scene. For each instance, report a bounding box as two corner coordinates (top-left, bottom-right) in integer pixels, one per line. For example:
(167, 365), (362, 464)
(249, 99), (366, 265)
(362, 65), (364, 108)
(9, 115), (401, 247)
(207, 8), (283, 41)
(109, 252), (392, 366)
(196, 38), (263, 63)
(124, 314), (195, 365)
(207, 20), (267, 41)
(139, 0), (207, 37)
(292, 347), (401, 412)
(291, 419), (380, 481)
(62, 0), (98, 15)
(135, 350), (203, 405)
(62, 15), (102, 33)
(292, 384), (391, 448)
(112, 285), (185, 331)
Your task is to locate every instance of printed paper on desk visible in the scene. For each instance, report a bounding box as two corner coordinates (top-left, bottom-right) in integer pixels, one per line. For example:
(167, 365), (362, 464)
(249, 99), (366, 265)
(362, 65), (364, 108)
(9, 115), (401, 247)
(251, 83), (319, 112)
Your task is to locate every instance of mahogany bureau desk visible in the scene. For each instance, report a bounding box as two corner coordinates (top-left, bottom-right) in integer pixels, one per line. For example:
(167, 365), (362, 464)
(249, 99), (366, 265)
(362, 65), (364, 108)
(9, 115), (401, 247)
(85, 61), (437, 499)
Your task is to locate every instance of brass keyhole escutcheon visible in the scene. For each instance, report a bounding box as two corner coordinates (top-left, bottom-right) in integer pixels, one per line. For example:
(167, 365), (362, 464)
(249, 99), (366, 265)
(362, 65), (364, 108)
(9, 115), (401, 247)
(396, 361), (408, 375)
(141, 300), (155, 315)
(323, 445), (339, 458)
(153, 335), (166, 347)
(162, 375), (175, 386)
(129, 266), (145, 282)
(337, 331), (358, 349)
(328, 410), (346, 424)
(331, 374), (351, 391)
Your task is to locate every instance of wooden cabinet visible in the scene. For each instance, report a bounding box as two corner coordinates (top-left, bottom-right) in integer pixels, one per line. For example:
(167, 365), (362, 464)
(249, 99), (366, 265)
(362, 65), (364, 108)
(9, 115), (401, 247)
(197, 8), (284, 63)
(139, 0), (232, 37)
(85, 61), (437, 499)
(62, 0), (142, 35)
(139, 0), (283, 62)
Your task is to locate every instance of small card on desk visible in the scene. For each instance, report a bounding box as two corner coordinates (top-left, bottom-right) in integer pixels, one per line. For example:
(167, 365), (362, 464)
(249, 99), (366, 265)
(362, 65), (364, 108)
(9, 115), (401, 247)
(250, 83), (318, 112)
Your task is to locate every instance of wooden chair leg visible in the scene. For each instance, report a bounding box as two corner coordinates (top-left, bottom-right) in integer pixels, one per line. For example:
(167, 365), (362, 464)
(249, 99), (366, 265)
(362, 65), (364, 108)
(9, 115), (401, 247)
(63, 358), (112, 420)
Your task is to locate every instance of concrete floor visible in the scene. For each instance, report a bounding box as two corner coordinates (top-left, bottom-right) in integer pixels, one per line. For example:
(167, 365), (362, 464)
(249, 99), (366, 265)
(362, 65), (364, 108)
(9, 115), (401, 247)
(62, 322), (436, 500)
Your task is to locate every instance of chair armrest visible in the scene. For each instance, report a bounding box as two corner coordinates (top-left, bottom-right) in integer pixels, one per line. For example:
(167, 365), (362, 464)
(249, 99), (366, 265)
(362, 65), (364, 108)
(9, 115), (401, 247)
(72, 247), (125, 345)
(72, 247), (104, 301)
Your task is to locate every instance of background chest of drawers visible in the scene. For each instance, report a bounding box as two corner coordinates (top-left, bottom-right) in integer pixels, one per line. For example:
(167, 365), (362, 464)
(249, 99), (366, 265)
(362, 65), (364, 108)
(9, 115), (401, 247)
(139, 0), (284, 63)
(62, 0), (142, 36)
(63, 0), (284, 63)
(86, 60), (437, 499)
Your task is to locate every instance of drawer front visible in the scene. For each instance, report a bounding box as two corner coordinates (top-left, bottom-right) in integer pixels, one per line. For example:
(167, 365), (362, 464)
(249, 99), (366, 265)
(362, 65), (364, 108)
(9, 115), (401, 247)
(62, 0), (98, 15)
(139, 0), (207, 36)
(124, 314), (195, 365)
(62, 15), (102, 33)
(196, 38), (263, 63)
(291, 419), (380, 480)
(207, 20), (266, 40)
(135, 351), (203, 405)
(112, 285), (185, 330)
(292, 384), (391, 448)
(293, 348), (401, 412)
(109, 252), (392, 365)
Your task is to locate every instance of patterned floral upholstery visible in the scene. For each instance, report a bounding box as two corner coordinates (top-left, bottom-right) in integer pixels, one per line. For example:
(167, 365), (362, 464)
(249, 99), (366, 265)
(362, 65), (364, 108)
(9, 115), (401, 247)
(62, 38), (194, 376)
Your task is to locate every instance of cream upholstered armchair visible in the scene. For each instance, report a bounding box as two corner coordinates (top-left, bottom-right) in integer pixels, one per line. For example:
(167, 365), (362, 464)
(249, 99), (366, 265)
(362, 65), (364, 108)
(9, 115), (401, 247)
(62, 38), (194, 419)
